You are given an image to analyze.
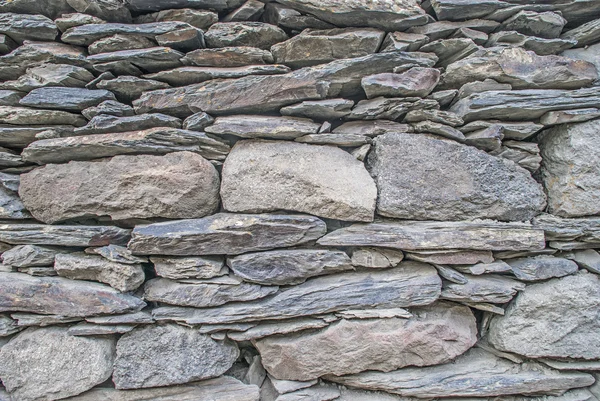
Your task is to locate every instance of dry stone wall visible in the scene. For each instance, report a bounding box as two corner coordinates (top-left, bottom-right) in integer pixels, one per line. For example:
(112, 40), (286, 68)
(0, 0), (599, 400)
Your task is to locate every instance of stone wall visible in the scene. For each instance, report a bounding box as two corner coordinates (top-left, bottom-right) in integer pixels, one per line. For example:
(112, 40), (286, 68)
(0, 0), (599, 400)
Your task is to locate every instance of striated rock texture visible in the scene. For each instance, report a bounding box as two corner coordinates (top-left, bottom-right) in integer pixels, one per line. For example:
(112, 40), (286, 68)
(19, 151), (220, 223)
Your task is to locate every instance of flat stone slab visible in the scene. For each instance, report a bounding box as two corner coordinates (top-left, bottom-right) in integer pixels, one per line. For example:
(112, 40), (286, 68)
(0, 272), (145, 316)
(61, 21), (196, 45)
(144, 65), (291, 86)
(152, 262), (441, 324)
(128, 213), (327, 256)
(0, 224), (131, 246)
(19, 87), (115, 111)
(151, 256), (225, 280)
(205, 115), (320, 140)
(0, 106), (86, 126)
(317, 220), (546, 251)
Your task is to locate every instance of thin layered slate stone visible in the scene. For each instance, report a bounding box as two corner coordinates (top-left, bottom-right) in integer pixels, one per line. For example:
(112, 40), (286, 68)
(276, 0), (428, 30)
(0, 13), (58, 44)
(61, 21), (196, 45)
(182, 47), (273, 67)
(0, 326), (116, 401)
(0, 106), (86, 126)
(317, 220), (546, 251)
(152, 262), (442, 324)
(327, 348), (595, 398)
(22, 127), (231, 164)
(539, 120), (600, 218)
(368, 133), (546, 221)
(19, 87), (115, 112)
(532, 213), (600, 243)
(450, 87), (600, 123)
(507, 256), (579, 281)
(19, 152), (220, 223)
(128, 213), (327, 256)
(126, 0), (245, 13)
(441, 274), (525, 304)
(143, 278), (278, 308)
(0, 224), (131, 246)
(113, 324), (239, 389)
(1, 244), (64, 268)
(488, 272), (600, 360)
(227, 249), (353, 285)
(133, 52), (436, 117)
(0, 272), (145, 316)
(205, 116), (320, 140)
(151, 256), (225, 280)
(144, 65), (291, 86)
(87, 47), (184, 73)
(0, 63), (93, 91)
(66, 376), (259, 401)
(221, 140), (377, 222)
(255, 302), (476, 381)
(205, 22), (288, 50)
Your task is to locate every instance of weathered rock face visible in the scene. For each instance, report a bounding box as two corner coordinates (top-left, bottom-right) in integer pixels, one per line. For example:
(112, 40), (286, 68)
(129, 213), (327, 255)
(113, 324), (239, 389)
(362, 68), (440, 99)
(19, 87), (115, 111)
(221, 140), (377, 222)
(205, 115), (320, 140)
(539, 120), (600, 218)
(488, 272), (600, 360)
(0, 326), (116, 401)
(19, 151), (220, 223)
(151, 256), (225, 280)
(0, 224), (131, 246)
(205, 22), (287, 49)
(507, 255), (579, 281)
(0, 272), (145, 316)
(256, 302), (476, 380)
(368, 133), (546, 221)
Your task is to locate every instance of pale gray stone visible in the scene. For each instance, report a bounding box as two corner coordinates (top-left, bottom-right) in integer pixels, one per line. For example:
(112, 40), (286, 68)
(456, 79), (513, 101)
(129, 213), (327, 256)
(9, 313), (82, 327)
(85, 244), (147, 265)
(450, 27), (488, 44)
(221, 140), (377, 222)
(228, 318), (329, 342)
(152, 262), (441, 324)
(0, 224), (130, 246)
(280, 99), (354, 120)
(507, 255), (579, 281)
(441, 274), (525, 303)
(459, 120), (543, 140)
(464, 125), (504, 151)
(327, 348), (594, 397)
(113, 324), (239, 389)
(66, 0), (131, 23)
(68, 322), (135, 336)
(406, 250), (493, 265)
(135, 8), (218, 30)
(564, 249), (600, 274)
(228, 249), (353, 285)
(205, 22), (287, 50)
(151, 256), (224, 280)
(489, 272), (600, 360)
(532, 213), (600, 243)
(1, 245), (65, 267)
(96, 75), (169, 102)
(61, 21), (193, 45)
(362, 67), (440, 99)
(81, 100), (133, 119)
(0, 13), (57, 44)
(486, 31), (576, 56)
(419, 38), (479, 67)
(454, 260), (512, 275)
(55, 12), (105, 32)
(0, 326), (115, 401)
(0, 106), (86, 126)
(275, 385), (340, 401)
(85, 311), (153, 325)
(75, 112), (181, 135)
(369, 133), (545, 221)
(19, 87), (115, 112)
(348, 97), (418, 121)
(146, 64), (290, 86)
(351, 248), (404, 268)
(294, 133), (370, 147)
(87, 46), (184, 73)
(0, 63), (94, 92)
(20, 152), (220, 223)
(540, 108), (600, 126)
(318, 220), (546, 251)
(500, 10), (567, 39)
(182, 46), (273, 67)
(411, 120), (466, 142)
(562, 17), (600, 47)
(256, 302), (476, 381)
(205, 115), (320, 140)
(332, 120), (413, 137)
(404, 109), (463, 126)
(0, 313), (20, 336)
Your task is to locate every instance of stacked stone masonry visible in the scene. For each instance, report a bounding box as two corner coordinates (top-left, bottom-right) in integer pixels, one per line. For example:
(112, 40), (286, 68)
(1, 0), (600, 400)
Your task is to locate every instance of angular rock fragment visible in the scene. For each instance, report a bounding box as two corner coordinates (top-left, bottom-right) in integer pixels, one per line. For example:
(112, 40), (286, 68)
(0, 173), (29, 219)
(408, 19), (497, 41)
(55, 252), (144, 292)
(0, 326), (116, 401)
(0, 106), (86, 126)
(0, 272), (145, 316)
(540, 108), (600, 126)
(411, 120), (465, 142)
(564, 249), (600, 274)
(460, 120), (543, 140)
(182, 46), (273, 68)
(280, 99), (354, 120)
(19, 152), (220, 223)
(332, 120), (413, 137)
(271, 28), (384, 68)
(129, 213), (326, 256)
(486, 31), (576, 56)
(404, 109), (463, 126)
(294, 133), (370, 147)
(87, 46), (183, 73)
(328, 348), (594, 398)
(55, 12), (105, 32)
(0, 313), (20, 336)
(0, 224), (130, 246)
(381, 31), (429, 52)
(501, 11), (567, 39)
(228, 318), (329, 342)
(489, 272), (600, 360)
(539, 120), (600, 217)
(145, 64), (290, 86)
(61, 21), (194, 45)
(228, 249), (353, 285)
(96, 76), (169, 102)
(351, 248), (404, 268)
(68, 322), (135, 336)
(0, 13), (58, 44)
(9, 312), (82, 327)
(221, 140), (377, 222)
(256, 302), (476, 381)
(205, 22), (287, 50)
(75, 113), (181, 135)
(1, 244), (66, 267)
(151, 256), (224, 280)
(144, 277), (278, 307)
(368, 133), (545, 221)
(182, 112), (214, 131)
(19, 87), (115, 112)
(22, 127), (230, 164)
(406, 250), (493, 265)
(113, 324), (239, 389)
(135, 8), (218, 30)
(224, 0), (265, 22)
(362, 67), (440, 99)
(532, 213), (600, 243)
(86, 311), (153, 325)
(88, 34), (155, 55)
(0, 90), (21, 107)
(205, 115), (320, 140)
(507, 255), (579, 281)
(441, 274), (525, 304)
(464, 125), (503, 151)
(155, 26), (204, 52)
(82, 100), (133, 119)
(153, 263), (441, 324)
(86, 244), (147, 265)
(419, 38), (478, 67)
(318, 220), (546, 251)
(349, 97), (417, 121)
(562, 17), (600, 47)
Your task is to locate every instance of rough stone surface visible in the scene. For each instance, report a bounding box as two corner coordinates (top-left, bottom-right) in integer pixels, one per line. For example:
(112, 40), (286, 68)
(0, 224), (130, 246)
(113, 324), (239, 389)
(0, 106), (86, 126)
(489, 272), (600, 360)
(221, 140), (377, 222)
(19, 151), (220, 223)
(256, 302), (476, 380)
(507, 255), (579, 281)
(362, 68), (440, 99)
(205, 22), (287, 50)
(0, 326), (116, 401)
(75, 113), (182, 135)
(227, 249), (353, 285)
(2, 244), (65, 267)
(20, 87), (115, 112)
(441, 274), (525, 304)
(205, 115), (320, 140)
(129, 213), (327, 256)
(368, 133), (546, 221)
(539, 120), (600, 218)
(151, 256), (225, 279)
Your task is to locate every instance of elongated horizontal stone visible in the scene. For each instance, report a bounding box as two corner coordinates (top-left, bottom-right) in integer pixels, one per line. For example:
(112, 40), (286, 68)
(151, 256), (225, 280)
(134, 52), (436, 117)
(328, 348), (594, 398)
(256, 302), (476, 381)
(450, 88), (600, 123)
(143, 277), (278, 307)
(19, 152), (220, 223)
(182, 47), (273, 67)
(125, 0), (244, 12)
(205, 22), (287, 50)
(144, 65), (291, 86)
(227, 249), (353, 285)
(0, 224), (130, 246)
(128, 213), (327, 256)
(0, 272), (145, 316)
(507, 255), (579, 281)
(152, 262), (441, 324)
(0, 106), (86, 126)
(75, 113), (181, 135)
(0, 125), (73, 148)
(441, 274), (525, 304)
(205, 115), (320, 140)
(19, 87), (115, 111)
(228, 317), (329, 342)
(221, 140), (377, 221)
(532, 213), (600, 242)
(22, 127), (230, 164)
(0, 13), (57, 44)
(87, 47), (184, 73)
(1, 244), (66, 267)
(61, 21), (195, 45)
(318, 220), (546, 251)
